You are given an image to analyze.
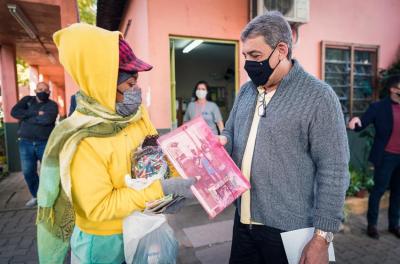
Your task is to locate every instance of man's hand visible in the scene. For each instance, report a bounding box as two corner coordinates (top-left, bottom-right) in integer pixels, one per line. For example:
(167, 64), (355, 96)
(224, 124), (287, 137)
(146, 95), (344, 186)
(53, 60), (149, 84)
(299, 235), (329, 264)
(38, 111), (45, 116)
(348, 117), (361, 130)
(217, 135), (227, 146)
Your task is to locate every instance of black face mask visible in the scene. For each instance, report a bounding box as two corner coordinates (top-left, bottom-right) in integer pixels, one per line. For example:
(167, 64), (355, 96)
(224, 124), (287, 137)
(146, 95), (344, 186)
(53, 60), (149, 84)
(244, 46), (281, 87)
(36, 92), (50, 102)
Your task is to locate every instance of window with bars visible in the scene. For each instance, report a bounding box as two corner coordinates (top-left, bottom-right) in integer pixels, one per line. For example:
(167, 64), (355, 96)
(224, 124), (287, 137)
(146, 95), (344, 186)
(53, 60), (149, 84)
(321, 42), (379, 122)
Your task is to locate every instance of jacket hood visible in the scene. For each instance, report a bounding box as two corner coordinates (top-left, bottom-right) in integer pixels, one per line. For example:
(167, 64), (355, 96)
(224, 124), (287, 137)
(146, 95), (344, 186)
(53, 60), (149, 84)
(53, 23), (121, 112)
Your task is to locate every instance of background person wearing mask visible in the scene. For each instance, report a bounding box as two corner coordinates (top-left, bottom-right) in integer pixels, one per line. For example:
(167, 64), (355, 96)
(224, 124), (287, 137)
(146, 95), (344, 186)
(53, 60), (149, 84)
(36, 24), (195, 263)
(11, 82), (58, 207)
(348, 74), (400, 240)
(184, 80), (224, 134)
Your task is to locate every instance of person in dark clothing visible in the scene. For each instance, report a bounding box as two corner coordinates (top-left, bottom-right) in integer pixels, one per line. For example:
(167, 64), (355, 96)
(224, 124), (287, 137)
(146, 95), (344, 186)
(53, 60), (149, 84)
(68, 93), (77, 116)
(11, 82), (58, 207)
(348, 74), (400, 239)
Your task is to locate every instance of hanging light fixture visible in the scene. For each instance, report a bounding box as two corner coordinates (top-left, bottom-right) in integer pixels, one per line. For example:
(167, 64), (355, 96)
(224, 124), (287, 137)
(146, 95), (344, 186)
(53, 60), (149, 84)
(8, 4), (57, 65)
(7, 4), (39, 39)
(183, 40), (204, 54)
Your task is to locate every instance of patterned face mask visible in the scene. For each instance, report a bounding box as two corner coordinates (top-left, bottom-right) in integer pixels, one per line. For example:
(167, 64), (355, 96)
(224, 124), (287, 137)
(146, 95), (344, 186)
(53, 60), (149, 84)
(116, 87), (142, 117)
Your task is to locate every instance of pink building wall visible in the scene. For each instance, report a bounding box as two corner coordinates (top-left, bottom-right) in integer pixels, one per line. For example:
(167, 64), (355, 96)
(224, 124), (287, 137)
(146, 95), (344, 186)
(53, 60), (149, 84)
(121, 0), (400, 130)
(121, 0), (249, 129)
(293, 0), (400, 78)
(0, 45), (18, 123)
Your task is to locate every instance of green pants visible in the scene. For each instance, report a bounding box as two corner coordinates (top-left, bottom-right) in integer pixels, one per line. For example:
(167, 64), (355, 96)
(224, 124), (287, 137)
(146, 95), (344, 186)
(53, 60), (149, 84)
(71, 226), (125, 264)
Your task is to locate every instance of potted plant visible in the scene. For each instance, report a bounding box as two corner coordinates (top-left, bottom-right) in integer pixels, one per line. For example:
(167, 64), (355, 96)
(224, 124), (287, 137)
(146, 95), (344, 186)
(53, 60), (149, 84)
(346, 166), (374, 198)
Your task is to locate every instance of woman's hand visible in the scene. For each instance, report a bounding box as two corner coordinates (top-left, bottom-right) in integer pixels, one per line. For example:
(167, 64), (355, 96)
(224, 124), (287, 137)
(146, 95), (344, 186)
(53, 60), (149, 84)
(348, 117), (362, 130)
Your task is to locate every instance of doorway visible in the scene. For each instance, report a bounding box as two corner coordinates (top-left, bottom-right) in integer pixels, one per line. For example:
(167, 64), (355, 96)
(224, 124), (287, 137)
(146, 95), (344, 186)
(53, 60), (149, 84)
(170, 37), (238, 129)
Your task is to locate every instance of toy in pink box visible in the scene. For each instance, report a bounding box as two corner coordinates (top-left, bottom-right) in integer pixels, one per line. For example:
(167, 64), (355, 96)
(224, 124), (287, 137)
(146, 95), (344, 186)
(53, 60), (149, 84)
(158, 117), (250, 218)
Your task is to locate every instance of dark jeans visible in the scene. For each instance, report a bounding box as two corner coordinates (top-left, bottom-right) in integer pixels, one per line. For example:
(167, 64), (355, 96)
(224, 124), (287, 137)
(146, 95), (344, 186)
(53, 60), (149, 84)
(367, 152), (400, 228)
(18, 138), (47, 197)
(229, 211), (288, 264)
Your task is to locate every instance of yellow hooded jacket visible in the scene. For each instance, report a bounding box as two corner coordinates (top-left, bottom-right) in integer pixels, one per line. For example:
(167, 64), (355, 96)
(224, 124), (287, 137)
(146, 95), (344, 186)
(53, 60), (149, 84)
(53, 23), (164, 235)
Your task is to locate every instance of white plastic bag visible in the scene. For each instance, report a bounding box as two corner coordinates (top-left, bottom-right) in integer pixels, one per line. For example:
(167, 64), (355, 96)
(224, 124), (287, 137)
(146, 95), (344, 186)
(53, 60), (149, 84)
(134, 222), (178, 264)
(123, 212), (178, 264)
(125, 174), (165, 191)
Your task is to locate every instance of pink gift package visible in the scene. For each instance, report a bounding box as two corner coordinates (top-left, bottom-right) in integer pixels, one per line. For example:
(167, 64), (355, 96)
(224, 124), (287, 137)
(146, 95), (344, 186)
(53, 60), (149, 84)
(158, 117), (250, 218)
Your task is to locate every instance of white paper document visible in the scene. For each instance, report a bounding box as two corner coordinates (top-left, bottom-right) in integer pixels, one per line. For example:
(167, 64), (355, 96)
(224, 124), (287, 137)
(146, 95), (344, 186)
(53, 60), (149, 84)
(281, 227), (335, 264)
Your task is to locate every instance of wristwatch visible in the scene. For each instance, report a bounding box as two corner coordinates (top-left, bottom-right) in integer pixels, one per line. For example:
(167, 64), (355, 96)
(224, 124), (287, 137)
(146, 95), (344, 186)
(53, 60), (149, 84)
(314, 229), (334, 244)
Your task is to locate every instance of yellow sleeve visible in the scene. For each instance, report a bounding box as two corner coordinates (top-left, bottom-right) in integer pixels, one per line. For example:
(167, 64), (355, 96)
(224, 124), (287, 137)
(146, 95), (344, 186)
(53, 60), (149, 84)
(166, 157), (180, 178)
(70, 140), (164, 222)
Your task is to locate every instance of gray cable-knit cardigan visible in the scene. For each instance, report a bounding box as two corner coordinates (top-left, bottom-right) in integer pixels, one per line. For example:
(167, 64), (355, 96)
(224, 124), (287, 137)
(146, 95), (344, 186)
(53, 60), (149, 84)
(222, 60), (350, 233)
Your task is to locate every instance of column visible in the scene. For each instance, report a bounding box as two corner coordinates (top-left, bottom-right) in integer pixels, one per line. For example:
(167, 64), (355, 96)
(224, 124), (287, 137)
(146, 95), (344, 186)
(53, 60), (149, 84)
(0, 45), (21, 172)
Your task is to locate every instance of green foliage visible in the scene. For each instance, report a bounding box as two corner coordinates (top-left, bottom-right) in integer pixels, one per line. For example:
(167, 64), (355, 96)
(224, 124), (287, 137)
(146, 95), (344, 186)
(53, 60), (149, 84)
(16, 58), (29, 87)
(0, 120), (7, 179)
(78, 0), (97, 25)
(359, 128), (374, 163)
(343, 203), (351, 222)
(347, 127), (375, 197)
(346, 165), (374, 197)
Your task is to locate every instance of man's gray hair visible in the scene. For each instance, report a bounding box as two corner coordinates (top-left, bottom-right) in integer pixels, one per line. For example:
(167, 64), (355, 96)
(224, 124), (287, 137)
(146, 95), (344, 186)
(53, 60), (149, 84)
(241, 11), (293, 59)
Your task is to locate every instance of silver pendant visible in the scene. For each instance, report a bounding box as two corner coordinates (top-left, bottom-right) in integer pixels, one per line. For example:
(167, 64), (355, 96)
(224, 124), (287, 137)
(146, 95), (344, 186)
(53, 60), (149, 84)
(258, 106), (266, 117)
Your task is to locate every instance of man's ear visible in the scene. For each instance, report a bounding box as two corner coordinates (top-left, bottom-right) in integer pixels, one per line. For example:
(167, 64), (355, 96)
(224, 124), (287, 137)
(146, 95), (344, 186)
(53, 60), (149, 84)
(277, 42), (289, 60)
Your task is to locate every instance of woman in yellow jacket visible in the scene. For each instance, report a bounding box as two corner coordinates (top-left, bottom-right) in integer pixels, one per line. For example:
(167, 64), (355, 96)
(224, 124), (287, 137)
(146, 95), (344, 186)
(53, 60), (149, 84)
(36, 24), (194, 263)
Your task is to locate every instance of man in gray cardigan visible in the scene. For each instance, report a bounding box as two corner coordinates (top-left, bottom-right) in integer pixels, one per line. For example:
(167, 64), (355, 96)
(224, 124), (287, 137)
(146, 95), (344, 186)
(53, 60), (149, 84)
(220, 11), (350, 264)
